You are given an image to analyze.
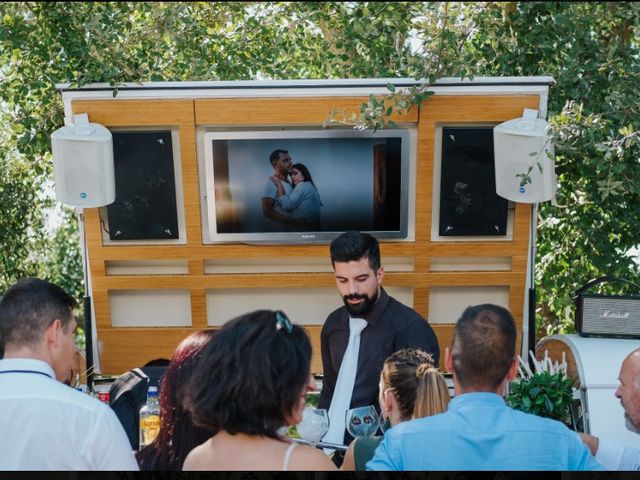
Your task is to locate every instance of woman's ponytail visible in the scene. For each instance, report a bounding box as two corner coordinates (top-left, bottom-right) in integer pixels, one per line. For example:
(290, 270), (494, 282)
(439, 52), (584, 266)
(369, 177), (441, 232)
(412, 363), (450, 419)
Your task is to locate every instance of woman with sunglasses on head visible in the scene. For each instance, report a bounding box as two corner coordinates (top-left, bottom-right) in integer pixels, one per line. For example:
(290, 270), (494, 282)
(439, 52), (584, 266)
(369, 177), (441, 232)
(340, 348), (451, 471)
(183, 310), (336, 471)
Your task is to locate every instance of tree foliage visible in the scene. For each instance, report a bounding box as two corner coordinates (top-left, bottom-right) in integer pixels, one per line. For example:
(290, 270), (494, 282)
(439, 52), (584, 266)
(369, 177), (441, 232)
(0, 1), (425, 298)
(465, 2), (640, 335)
(1, 2), (639, 339)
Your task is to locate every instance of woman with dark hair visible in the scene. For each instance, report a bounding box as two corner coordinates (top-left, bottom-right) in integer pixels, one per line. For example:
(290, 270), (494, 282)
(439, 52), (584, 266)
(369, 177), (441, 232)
(183, 310), (335, 471)
(271, 163), (322, 229)
(136, 330), (216, 470)
(340, 348), (451, 471)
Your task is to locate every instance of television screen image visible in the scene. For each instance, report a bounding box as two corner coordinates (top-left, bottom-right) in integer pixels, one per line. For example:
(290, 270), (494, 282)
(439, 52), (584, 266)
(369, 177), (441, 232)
(202, 129), (409, 243)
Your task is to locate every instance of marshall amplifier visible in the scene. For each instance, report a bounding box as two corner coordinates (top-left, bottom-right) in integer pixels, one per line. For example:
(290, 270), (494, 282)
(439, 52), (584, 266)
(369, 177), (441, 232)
(573, 276), (640, 339)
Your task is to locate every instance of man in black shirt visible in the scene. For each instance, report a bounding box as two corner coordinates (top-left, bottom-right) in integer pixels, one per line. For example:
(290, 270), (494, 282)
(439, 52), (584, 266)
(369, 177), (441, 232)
(319, 230), (440, 447)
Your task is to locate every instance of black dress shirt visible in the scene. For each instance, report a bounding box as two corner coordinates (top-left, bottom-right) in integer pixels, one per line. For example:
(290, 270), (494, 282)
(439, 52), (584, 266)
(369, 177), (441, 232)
(318, 287), (440, 414)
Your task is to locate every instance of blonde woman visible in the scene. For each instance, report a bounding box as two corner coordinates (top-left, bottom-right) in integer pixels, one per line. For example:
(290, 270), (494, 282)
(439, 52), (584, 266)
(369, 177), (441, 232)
(340, 348), (450, 470)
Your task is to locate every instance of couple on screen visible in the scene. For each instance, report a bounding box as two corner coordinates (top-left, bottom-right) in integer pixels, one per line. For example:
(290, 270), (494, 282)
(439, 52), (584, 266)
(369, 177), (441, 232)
(260, 149), (323, 231)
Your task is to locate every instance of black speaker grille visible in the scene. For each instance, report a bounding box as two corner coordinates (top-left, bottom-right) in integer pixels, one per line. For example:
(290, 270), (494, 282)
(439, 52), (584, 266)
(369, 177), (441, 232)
(106, 131), (179, 240)
(439, 127), (508, 236)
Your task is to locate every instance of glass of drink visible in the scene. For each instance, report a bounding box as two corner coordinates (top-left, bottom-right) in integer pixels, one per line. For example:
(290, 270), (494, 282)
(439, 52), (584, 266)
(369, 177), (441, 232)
(345, 405), (379, 438)
(296, 407), (330, 445)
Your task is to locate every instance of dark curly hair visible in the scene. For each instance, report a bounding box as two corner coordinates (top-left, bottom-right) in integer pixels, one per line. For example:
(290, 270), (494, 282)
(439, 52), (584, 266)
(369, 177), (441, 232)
(185, 310), (312, 439)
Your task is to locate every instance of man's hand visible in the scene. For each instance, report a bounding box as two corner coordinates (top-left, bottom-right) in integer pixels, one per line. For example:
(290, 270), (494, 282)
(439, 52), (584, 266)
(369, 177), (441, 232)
(261, 197), (296, 225)
(269, 176), (285, 197)
(579, 433), (600, 456)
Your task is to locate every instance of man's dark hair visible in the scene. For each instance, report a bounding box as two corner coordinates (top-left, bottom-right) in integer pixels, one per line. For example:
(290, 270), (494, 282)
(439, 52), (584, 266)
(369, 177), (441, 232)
(269, 149), (289, 167)
(451, 304), (516, 391)
(185, 310), (312, 439)
(0, 277), (77, 349)
(330, 230), (381, 271)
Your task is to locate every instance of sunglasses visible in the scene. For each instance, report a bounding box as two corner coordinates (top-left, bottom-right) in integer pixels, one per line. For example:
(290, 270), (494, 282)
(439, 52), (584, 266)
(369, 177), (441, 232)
(275, 310), (293, 334)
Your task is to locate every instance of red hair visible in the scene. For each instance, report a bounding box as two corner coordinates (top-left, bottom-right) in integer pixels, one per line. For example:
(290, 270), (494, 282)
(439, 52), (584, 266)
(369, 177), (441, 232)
(136, 330), (216, 470)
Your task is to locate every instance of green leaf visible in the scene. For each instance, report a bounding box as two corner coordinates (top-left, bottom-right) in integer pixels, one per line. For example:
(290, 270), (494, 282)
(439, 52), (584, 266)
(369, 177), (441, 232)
(544, 397), (554, 412)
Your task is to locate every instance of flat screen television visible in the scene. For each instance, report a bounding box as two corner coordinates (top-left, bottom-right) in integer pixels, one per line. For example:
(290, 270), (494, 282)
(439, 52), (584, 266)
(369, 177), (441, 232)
(202, 129), (410, 244)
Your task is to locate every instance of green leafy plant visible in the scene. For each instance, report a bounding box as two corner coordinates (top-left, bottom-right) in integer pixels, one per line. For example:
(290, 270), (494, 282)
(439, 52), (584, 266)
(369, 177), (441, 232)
(506, 350), (574, 423)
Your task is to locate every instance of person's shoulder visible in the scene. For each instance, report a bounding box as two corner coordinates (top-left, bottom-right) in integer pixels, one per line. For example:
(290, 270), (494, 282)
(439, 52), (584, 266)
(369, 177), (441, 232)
(385, 295), (428, 324)
(182, 440), (209, 471)
(45, 381), (115, 418)
(391, 411), (450, 437)
(261, 177), (277, 192)
(69, 387), (114, 413)
(355, 435), (383, 460)
(321, 309), (340, 338)
(322, 306), (347, 334)
(376, 415), (452, 463)
(325, 305), (345, 323)
(288, 443), (337, 471)
(509, 405), (575, 434)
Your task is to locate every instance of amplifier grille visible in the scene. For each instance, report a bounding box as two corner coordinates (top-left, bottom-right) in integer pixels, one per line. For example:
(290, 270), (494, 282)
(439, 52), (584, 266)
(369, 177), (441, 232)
(582, 297), (640, 337)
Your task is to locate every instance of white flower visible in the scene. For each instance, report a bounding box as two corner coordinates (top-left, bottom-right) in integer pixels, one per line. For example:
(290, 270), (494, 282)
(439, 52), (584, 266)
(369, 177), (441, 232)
(516, 350), (567, 380)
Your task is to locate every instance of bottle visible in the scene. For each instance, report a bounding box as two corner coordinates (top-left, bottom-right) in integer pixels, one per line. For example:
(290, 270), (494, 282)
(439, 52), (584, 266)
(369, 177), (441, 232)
(139, 386), (160, 449)
(94, 384), (110, 404)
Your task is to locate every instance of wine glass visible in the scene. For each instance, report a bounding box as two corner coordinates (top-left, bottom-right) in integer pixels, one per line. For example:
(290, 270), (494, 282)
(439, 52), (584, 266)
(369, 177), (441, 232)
(345, 405), (380, 439)
(296, 407), (330, 445)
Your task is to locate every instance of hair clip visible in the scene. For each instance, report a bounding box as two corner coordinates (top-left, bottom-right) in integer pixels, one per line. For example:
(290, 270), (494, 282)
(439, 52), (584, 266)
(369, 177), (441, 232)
(275, 310), (293, 334)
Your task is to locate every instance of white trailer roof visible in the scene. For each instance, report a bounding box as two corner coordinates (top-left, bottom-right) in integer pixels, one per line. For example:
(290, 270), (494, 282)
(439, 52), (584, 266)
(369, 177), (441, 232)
(56, 76), (554, 121)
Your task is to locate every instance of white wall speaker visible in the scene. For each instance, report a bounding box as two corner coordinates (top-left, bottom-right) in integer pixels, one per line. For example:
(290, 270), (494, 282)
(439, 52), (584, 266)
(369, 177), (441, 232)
(493, 108), (556, 203)
(51, 113), (115, 208)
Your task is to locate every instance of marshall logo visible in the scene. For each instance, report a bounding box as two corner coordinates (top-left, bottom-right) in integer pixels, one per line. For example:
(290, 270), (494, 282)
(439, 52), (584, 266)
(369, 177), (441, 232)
(600, 310), (631, 319)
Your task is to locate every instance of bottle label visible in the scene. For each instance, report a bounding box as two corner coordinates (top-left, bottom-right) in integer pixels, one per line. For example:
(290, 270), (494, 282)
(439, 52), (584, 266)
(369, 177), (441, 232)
(139, 415), (160, 447)
(97, 391), (110, 404)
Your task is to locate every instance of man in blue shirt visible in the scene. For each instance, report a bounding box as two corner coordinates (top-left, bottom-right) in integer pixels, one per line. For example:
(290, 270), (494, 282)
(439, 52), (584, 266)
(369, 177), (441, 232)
(367, 304), (603, 471)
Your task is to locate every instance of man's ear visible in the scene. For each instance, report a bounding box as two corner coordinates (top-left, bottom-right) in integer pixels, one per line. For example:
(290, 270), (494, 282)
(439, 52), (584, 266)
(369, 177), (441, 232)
(376, 266), (385, 284)
(506, 357), (519, 382)
(445, 347), (454, 374)
(45, 319), (63, 348)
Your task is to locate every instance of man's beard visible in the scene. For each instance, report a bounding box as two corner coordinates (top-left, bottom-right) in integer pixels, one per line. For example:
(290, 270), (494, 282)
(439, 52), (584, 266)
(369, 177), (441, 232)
(624, 411), (640, 433)
(343, 290), (379, 316)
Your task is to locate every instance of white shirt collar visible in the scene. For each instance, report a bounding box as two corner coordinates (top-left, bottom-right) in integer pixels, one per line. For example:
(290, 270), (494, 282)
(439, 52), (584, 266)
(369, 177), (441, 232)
(0, 357), (56, 378)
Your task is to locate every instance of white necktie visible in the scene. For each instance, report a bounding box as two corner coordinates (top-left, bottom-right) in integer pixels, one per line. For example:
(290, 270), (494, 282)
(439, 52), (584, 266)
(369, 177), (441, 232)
(323, 317), (368, 446)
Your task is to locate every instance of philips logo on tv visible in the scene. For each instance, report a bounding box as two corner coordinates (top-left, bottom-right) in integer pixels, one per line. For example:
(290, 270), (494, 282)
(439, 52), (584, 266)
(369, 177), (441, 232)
(301, 234), (316, 239)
